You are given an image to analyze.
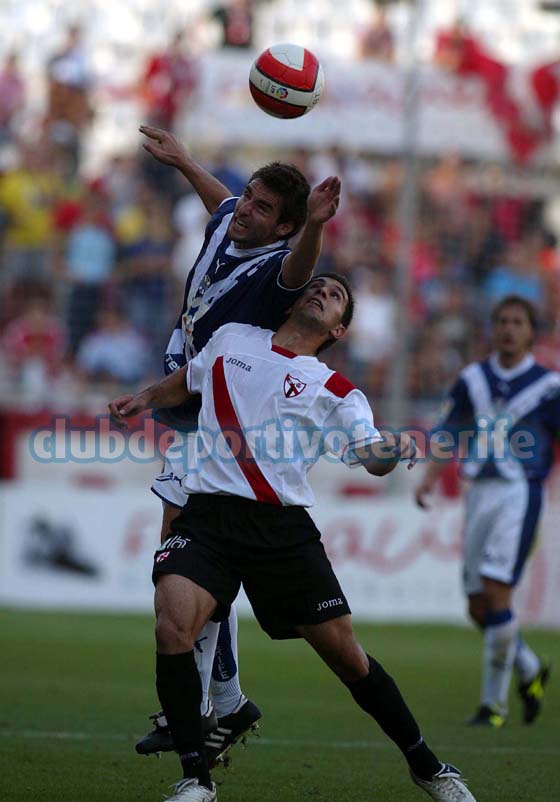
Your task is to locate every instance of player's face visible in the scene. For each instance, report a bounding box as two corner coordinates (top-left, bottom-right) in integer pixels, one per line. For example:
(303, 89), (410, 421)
(296, 277), (349, 338)
(492, 304), (534, 358)
(228, 180), (294, 247)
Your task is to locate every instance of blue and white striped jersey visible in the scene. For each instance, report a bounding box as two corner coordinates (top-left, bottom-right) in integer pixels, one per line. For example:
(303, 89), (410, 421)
(155, 197), (305, 429)
(438, 353), (560, 482)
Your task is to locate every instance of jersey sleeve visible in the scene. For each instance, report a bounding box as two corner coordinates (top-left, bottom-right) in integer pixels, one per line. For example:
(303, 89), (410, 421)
(435, 376), (474, 429)
(323, 389), (383, 467)
(163, 317), (187, 376)
(205, 196), (237, 234)
(541, 382), (560, 435)
(246, 251), (307, 331)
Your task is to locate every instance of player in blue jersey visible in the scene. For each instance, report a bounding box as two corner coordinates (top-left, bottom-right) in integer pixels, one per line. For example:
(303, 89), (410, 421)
(415, 295), (558, 727)
(128, 125), (341, 762)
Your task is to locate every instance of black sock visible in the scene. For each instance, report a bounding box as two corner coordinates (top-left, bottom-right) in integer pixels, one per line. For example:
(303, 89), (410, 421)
(156, 651), (212, 789)
(344, 655), (441, 781)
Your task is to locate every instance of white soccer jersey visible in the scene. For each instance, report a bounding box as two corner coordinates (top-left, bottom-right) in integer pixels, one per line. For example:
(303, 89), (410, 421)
(184, 323), (382, 506)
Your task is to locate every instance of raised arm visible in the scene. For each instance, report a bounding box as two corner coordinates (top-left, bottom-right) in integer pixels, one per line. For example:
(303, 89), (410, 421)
(281, 176), (341, 289)
(108, 366), (192, 430)
(139, 125), (231, 214)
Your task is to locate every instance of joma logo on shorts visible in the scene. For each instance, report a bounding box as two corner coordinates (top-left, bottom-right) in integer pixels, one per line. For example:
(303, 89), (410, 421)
(160, 534), (190, 550)
(316, 597), (343, 611)
(225, 357), (252, 372)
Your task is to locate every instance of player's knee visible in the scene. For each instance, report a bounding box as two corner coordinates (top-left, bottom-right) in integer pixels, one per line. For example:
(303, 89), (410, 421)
(341, 643), (370, 682)
(468, 595), (487, 627)
(155, 611), (196, 653)
(329, 637), (369, 682)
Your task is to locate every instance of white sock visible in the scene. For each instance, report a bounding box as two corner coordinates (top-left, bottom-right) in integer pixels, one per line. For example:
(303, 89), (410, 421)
(514, 636), (541, 683)
(210, 606), (246, 718)
(482, 609), (518, 714)
(193, 620), (220, 716)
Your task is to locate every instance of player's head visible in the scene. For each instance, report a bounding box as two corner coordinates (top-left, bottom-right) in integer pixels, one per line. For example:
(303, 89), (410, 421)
(228, 162), (310, 247)
(491, 295), (538, 357)
(291, 272), (354, 353)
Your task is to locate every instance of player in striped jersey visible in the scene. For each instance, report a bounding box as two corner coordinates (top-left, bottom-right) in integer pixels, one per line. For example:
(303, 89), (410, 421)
(416, 296), (558, 727)
(130, 126), (341, 761)
(111, 274), (476, 802)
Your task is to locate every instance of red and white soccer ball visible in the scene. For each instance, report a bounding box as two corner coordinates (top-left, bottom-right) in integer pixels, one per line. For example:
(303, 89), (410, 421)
(249, 43), (324, 119)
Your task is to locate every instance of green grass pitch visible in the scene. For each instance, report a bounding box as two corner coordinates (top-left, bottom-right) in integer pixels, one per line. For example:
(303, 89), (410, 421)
(0, 609), (558, 802)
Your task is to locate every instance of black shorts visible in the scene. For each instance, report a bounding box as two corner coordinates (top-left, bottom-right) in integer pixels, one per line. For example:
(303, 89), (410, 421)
(152, 494), (351, 639)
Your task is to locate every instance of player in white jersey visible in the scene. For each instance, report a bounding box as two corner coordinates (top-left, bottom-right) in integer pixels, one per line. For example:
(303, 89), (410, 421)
(415, 296), (558, 727)
(127, 127), (341, 762)
(111, 275), (477, 802)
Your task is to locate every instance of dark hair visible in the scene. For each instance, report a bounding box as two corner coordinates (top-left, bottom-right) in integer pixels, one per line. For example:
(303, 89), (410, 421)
(491, 295), (538, 331)
(313, 272), (355, 353)
(249, 162), (310, 237)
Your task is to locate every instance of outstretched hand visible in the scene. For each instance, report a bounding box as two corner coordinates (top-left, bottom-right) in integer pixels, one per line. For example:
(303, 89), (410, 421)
(415, 478), (434, 509)
(307, 176), (341, 225)
(108, 394), (148, 431)
(399, 433), (419, 471)
(139, 125), (190, 168)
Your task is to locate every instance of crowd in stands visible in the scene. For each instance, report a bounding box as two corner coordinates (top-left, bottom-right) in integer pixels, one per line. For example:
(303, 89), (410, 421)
(2, 136), (558, 416)
(1, 6), (559, 424)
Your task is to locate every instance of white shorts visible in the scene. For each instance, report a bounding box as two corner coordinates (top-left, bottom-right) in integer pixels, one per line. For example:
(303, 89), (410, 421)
(462, 477), (543, 596)
(151, 430), (197, 509)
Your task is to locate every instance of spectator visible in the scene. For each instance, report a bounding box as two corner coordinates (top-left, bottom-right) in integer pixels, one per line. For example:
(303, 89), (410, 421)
(357, 5), (394, 62)
(141, 31), (198, 129)
(483, 234), (545, 312)
(433, 19), (474, 72)
(115, 183), (174, 368)
(98, 154), (141, 216)
(62, 190), (116, 353)
(45, 25), (93, 171)
(210, 150), (246, 198)
(347, 269), (396, 395)
(0, 51), (25, 145)
(0, 142), (60, 287)
(1, 293), (66, 395)
(212, 0), (254, 49)
(76, 307), (150, 385)
(171, 191), (211, 283)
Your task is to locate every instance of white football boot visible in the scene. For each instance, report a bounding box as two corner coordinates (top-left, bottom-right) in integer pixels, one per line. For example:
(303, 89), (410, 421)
(165, 778), (217, 802)
(411, 762), (477, 801)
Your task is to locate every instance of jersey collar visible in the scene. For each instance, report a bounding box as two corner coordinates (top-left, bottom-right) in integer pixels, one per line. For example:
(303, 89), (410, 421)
(489, 352), (535, 381)
(225, 238), (288, 258)
(271, 344), (297, 358)
(269, 332), (316, 361)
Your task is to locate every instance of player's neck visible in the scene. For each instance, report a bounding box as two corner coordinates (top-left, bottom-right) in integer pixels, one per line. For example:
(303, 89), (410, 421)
(272, 324), (321, 356)
(496, 349), (531, 369)
(232, 235), (281, 250)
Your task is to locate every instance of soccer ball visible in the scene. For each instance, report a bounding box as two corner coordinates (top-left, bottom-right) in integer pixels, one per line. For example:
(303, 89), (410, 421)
(249, 44), (324, 119)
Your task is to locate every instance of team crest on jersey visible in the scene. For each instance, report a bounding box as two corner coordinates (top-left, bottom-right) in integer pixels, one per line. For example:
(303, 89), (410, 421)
(284, 374), (307, 398)
(182, 312), (193, 337)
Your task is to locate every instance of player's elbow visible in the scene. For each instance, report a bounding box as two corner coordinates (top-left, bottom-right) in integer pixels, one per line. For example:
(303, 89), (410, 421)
(364, 458), (396, 477)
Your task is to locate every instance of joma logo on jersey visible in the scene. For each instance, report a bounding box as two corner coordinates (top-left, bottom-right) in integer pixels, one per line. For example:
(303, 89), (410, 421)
(225, 357), (252, 372)
(316, 597), (344, 611)
(284, 374), (307, 398)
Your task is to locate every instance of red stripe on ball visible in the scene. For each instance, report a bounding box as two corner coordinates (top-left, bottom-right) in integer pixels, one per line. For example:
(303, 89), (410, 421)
(249, 84), (308, 118)
(257, 48), (319, 93)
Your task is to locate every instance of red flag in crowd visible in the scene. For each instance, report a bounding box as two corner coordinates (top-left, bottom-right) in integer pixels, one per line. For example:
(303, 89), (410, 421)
(435, 26), (560, 162)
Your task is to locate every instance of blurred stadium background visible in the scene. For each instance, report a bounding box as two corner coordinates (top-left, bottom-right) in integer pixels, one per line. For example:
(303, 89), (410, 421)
(0, 2), (559, 799)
